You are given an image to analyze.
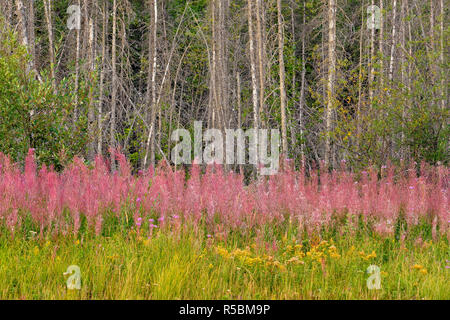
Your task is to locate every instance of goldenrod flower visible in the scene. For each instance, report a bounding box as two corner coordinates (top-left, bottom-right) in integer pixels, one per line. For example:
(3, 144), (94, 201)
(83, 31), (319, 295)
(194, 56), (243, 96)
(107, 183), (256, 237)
(330, 252), (341, 259)
(365, 251), (377, 259)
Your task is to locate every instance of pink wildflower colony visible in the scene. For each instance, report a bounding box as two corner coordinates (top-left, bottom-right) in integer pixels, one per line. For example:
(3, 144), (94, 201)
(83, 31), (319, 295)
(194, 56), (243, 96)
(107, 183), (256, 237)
(0, 149), (448, 237)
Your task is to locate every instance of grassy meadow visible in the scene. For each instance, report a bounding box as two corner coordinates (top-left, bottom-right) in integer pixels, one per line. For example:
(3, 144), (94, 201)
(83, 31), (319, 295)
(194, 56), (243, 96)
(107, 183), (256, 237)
(1, 221), (448, 300)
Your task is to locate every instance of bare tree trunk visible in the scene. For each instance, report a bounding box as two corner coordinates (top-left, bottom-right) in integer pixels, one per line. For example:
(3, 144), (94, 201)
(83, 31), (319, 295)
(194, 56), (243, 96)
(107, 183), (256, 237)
(388, 0), (397, 83)
(387, 0), (397, 158)
(299, 1), (307, 164)
(98, 0), (108, 155)
(325, 0), (336, 167)
(248, 0), (259, 130)
(430, 0), (434, 52)
(369, 0), (375, 103)
(357, 0), (365, 141)
(247, 0), (259, 169)
(237, 72), (243, 175)
(14, 0), (28, 47)
(379, 0), (384, 93)
(151, 0), (158, 166)
(110, 0), (117, 170)
(28, 0), (36, 71)
(15, 0), (31, 73)
(440, 0), (445, 111)
(400, 0), (406, 158)
(210, 0), (217, 128)
(2, 0), (13, 26)
(219, 0), (229, 132)
(74, 0), (81, 125)
(43, 0), (56, 92)
(144, 0), (158, 168)
(256, 0), (265, 127)
(277, 0), (288, 155)
(87, 4), (96, 161)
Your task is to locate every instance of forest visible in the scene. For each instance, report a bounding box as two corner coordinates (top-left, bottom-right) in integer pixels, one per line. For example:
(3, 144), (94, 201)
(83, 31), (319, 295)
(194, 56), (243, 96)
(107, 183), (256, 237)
(0, 0), (447, 172)
(0, 1), (449, 301)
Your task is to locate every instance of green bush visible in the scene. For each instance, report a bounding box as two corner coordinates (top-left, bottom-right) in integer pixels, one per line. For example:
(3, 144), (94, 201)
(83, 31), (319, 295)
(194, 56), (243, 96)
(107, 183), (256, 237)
(0, 19), (87, 169)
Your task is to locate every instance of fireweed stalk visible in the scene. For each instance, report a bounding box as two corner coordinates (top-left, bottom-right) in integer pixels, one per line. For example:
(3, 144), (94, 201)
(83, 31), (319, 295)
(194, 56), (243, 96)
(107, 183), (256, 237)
(0, 149), (448, 238)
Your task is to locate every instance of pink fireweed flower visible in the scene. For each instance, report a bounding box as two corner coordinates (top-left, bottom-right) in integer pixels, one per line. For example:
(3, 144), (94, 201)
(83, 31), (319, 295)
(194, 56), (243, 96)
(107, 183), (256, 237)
(0, 149), (448, 237)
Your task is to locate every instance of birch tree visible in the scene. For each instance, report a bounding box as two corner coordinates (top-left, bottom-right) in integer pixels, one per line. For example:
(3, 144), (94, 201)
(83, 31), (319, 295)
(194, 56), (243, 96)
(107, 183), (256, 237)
(277, 0), (288, 155)
(325, 0), (336, 166)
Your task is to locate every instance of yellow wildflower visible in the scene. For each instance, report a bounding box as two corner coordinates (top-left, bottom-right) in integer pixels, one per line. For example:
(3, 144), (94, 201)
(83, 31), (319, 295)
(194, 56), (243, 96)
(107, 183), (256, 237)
(330, 252), (341, 259)
(365, 251), (377, 260)
(253, 257), (263, 264)
(287, 256), (305, 265)
(215, 246), (230, 258)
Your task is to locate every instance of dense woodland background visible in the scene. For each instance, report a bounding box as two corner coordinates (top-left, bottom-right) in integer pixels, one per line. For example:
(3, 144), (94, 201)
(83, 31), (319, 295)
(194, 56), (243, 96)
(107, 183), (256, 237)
(0, 0), (447, 173)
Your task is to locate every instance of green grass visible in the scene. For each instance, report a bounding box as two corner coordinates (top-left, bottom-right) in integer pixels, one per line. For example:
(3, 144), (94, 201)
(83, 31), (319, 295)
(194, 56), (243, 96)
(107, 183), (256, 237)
(0, 222), (448, 300)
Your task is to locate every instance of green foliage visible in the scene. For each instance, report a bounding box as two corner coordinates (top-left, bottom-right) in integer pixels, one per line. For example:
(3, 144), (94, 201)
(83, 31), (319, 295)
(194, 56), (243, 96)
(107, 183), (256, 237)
(0, 222), (448, 299)
(0, 20), (87, 169)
